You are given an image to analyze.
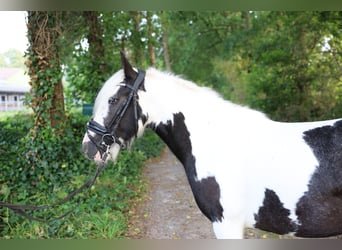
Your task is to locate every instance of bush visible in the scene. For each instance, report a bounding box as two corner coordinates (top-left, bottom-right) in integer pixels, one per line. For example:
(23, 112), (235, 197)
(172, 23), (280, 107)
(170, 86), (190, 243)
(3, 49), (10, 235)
(0, 112), (164, 238)
(0, 113), (92, 197)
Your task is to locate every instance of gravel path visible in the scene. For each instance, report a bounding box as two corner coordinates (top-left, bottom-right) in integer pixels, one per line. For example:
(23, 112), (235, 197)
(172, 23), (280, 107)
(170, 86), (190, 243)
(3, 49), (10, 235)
(126, 147), (215, 239)
(126, 147), (341, 239)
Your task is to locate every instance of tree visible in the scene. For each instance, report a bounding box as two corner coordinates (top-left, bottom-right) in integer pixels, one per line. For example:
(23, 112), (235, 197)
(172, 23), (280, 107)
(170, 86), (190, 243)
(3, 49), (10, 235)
(146, 11), (156, 67)
(130, 11), (144, 66)
(0, 49), (26, 68)
(26, 11), (65, 133)
(64, 11), (165, 104)
(164, 12), (246, 83)
(247, 12), (342, 121)
(160, 11), (171, 71)
(21, 11), (66, 190)
(64, 11), (114, 103)
(83, 12), (109, 81)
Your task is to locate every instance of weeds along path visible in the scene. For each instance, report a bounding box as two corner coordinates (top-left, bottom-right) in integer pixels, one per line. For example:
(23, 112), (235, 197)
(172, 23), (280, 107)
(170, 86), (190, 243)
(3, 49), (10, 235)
(126, 147), (299, 239)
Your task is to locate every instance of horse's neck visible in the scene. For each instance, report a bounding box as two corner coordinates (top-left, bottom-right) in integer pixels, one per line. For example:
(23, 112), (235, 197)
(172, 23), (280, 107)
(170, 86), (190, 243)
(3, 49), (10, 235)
(141, 68), (217, 125)
(141, 69), (199, 167)
(140, 68), (268, 165)
(142, 75), (226, 223)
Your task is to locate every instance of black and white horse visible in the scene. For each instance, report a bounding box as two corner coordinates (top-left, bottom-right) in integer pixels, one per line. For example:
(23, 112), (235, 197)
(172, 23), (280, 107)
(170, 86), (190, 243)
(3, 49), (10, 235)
(82, 53), (342, 239)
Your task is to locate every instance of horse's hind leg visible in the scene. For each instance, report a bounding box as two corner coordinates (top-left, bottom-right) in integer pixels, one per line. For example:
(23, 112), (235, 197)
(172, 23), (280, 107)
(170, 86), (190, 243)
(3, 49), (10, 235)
(296, 191), (342, 237)
(212, 216), (245, 239)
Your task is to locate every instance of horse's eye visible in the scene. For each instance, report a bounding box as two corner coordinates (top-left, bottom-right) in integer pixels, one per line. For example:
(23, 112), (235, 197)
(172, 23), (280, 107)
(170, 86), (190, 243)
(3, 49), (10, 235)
(109, 97), (118, 104)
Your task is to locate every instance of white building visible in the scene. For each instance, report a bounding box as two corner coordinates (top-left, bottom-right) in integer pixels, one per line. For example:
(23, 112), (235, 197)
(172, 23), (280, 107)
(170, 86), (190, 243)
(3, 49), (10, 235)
(0, 68), (30, 111)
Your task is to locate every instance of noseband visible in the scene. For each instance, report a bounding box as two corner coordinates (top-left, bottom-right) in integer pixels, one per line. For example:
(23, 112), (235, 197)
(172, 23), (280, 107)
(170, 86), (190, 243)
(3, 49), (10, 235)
(86, 69), (145, 160)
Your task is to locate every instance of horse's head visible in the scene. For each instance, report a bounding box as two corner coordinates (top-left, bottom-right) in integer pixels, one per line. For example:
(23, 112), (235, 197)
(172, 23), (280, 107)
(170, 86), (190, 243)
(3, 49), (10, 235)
(82, 52), (146, 163)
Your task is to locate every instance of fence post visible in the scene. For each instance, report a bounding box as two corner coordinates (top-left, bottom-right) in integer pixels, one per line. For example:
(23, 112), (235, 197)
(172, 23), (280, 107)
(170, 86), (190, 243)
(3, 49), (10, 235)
(82, 103), (94, 116)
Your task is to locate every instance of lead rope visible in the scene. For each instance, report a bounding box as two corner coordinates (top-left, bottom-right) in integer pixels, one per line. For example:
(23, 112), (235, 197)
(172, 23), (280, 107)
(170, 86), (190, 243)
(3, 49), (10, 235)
(0, 148), (110, 223)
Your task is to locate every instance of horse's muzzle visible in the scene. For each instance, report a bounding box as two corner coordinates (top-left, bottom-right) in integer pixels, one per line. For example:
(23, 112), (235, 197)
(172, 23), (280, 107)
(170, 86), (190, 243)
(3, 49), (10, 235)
(82, 134), (102, 162)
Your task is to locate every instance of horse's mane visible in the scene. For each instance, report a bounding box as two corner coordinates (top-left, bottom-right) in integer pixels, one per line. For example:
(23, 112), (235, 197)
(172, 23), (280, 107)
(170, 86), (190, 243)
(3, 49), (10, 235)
(146, 67), (223, 100)
(145, 67), (268, 122)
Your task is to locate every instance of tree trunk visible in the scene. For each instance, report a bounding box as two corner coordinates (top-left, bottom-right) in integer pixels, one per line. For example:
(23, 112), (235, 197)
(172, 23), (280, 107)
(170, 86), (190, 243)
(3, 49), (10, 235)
(50, 76), (65, 129)
(83, 11), (108, 81)
(130, 11), (144, 66)
(242, 11), (250, 30)
(26, 11), (65, 134)
(161, 11), (171, 71)
(146, 11), (156, 67)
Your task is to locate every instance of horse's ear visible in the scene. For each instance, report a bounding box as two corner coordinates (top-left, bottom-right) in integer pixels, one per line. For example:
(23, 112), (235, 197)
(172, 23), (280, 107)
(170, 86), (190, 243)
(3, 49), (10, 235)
(120, 51), (137, 81)
(120, 51), (146, 91)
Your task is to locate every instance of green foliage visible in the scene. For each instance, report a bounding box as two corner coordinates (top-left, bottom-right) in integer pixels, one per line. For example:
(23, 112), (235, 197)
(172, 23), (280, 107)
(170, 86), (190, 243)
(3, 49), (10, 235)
(134, 130), (165, 159)
(163, 12), (246, 85)
(23, 12), (68, 203)
(0, 49), (26, 68)
(0, 112), (164, 239)
(137, 11), (342, 122)
(0, 113), (91, 199)
(211, 11), (342, 121)
(64, 12), (119, 103)
(63, 11), (167, 104)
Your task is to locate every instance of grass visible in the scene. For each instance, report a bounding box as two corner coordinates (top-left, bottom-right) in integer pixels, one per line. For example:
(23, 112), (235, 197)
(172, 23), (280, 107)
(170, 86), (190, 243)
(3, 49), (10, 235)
(0, 163), (139, 238)
(0, 110), (31, 120)
(0, 145), (159, 239)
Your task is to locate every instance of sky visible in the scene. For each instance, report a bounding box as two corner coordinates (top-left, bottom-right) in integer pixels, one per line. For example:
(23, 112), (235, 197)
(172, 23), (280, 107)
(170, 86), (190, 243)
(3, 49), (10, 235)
(0, 11), (28, 54)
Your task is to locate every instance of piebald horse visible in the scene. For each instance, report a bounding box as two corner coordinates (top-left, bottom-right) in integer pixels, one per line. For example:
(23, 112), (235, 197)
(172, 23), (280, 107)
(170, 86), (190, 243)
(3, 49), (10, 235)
(82, 53), (342, 239)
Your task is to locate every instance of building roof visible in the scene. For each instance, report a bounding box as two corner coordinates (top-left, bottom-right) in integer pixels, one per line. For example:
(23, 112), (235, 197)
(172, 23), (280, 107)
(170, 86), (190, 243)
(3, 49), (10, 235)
(0, 67), (30, 94)
(0, 68), (21, 80)
(0, 84), (29, 93)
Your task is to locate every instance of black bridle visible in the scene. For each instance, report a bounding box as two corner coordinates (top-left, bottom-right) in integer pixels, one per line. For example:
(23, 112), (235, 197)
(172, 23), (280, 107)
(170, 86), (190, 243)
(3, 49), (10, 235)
(86, 69), (146, 160)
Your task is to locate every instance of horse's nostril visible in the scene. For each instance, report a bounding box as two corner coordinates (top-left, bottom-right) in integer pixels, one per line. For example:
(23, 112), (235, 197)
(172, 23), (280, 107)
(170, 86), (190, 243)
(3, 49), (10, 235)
(82, 142), (98, 160)
(82, 142), (88, 154)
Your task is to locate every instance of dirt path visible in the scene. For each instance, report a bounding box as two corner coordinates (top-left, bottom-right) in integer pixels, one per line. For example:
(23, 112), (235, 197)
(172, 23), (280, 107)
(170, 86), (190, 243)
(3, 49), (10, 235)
(126, 147), (293, 239)
(126, 147), (215, 239)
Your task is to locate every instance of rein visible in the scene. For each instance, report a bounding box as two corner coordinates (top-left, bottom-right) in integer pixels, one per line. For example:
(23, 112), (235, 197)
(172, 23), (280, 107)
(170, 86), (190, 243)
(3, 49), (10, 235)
(0, 153), (109, 223)
(0, 70), (145, 223)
